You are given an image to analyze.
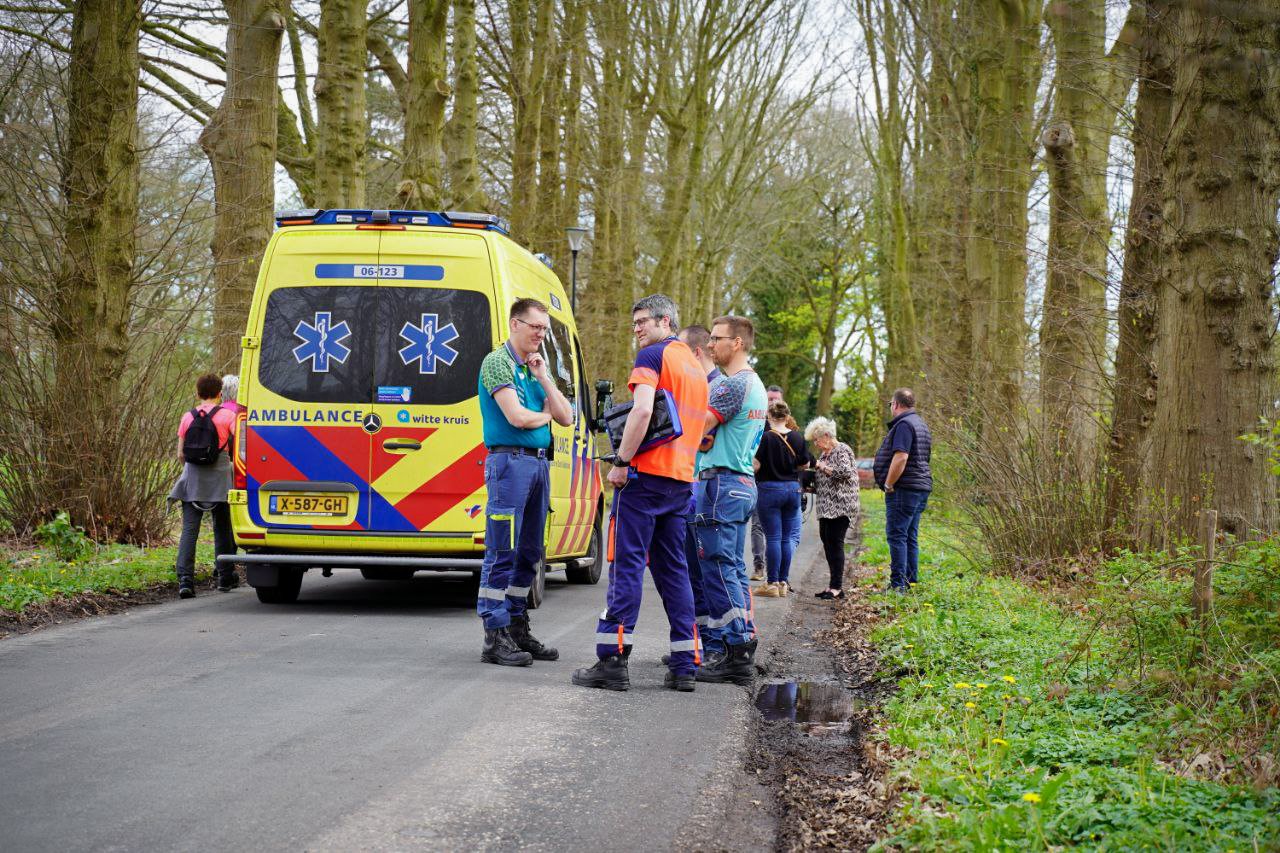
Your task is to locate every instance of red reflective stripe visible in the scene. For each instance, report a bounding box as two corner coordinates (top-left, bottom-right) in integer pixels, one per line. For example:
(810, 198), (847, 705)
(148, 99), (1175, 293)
(617, 625), (625, 655)
(692, 623), (702, 666)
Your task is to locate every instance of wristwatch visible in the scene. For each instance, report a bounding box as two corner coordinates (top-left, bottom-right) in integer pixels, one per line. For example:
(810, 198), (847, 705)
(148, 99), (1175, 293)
(614, 457), (631, 467)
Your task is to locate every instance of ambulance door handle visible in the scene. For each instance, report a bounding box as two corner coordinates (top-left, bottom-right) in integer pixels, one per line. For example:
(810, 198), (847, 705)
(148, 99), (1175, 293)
(382, 438), (422, 453)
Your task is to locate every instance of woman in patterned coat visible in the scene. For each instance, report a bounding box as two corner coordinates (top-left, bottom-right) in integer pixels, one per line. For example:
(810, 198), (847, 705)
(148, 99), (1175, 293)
(804, 417), (859, 600)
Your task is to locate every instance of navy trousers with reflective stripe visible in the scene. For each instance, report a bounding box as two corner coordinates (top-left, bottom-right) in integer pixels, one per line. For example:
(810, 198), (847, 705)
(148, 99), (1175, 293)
(477, 451), (549, 630)
(684, 508), (711, 643)
(595, 471), (700, 675)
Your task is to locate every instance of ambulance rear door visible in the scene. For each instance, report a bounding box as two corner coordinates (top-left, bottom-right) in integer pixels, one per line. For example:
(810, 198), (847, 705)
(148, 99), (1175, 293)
(363, 229), (495, 536)
(246, 230), (378, 533)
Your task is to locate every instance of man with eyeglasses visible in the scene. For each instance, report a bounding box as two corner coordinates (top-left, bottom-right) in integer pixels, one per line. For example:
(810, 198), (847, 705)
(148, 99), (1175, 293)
(572, 294), (709, 692)
(475, 298), (574, 666)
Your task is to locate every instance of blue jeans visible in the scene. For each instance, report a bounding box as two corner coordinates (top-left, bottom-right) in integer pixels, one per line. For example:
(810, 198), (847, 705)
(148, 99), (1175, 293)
(886, 488), (929, 590)
(694, 471), (758, 650)
(477, 452), (549, 629)
(757, 480), (801, 584)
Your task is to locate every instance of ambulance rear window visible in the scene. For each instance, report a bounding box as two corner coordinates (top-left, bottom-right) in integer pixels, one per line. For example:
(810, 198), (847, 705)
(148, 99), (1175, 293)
(258, 285), (492, 405)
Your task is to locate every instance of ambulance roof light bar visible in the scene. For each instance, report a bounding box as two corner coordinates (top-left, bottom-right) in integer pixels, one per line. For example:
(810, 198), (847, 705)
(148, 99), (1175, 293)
(274, 209), (510, 235)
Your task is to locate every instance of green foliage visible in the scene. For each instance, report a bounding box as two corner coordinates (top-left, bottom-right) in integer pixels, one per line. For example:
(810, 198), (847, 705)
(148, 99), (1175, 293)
(0, 538), (213, 614)
(861, 496), (1280, 850)
(34, 511), (96, 562)
(1240, 418), (1280, 476)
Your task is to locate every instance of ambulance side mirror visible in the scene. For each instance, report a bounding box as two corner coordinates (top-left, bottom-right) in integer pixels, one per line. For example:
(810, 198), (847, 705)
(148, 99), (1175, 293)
(592, 379), (614, 432)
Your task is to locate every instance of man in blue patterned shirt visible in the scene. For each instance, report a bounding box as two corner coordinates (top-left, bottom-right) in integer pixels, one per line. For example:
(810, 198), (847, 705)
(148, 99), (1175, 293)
(693, 316), (768, 685)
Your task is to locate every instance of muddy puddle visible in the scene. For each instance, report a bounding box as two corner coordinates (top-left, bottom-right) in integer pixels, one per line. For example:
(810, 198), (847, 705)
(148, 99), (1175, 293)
(754, 680), (863, 736)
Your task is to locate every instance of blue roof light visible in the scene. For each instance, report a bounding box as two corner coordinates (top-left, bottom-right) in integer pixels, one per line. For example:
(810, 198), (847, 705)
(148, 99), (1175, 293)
(274, 209), (509, 235)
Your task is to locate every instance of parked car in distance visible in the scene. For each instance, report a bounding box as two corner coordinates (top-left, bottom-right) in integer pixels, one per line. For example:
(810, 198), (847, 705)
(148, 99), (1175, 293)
(855, 458), (875, 488)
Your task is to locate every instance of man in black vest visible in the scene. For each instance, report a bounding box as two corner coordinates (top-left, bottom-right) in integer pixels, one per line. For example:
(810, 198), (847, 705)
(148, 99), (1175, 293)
(872, 388), (932, 592)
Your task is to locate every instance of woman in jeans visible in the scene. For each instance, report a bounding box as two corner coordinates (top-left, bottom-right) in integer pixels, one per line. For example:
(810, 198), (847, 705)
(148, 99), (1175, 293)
(754, 401), (811, 597)
(804, 416), (859, 600)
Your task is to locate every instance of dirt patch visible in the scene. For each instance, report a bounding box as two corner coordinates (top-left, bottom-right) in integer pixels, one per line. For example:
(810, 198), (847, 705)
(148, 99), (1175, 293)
(0, 568), (242, 639)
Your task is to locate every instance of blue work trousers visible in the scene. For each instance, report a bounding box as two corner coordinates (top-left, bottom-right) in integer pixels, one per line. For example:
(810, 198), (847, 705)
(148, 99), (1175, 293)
(477, 451), (549, 629)
(757, 480), (802, 584)
(684, 509), (710, 646)
(693, 471), (757, 650)
(595, 471), (700, 676)
(886, 488), (930, 591)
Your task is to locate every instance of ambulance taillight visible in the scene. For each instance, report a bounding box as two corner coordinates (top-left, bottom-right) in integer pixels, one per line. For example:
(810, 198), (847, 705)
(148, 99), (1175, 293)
(234, 413), (247, 490)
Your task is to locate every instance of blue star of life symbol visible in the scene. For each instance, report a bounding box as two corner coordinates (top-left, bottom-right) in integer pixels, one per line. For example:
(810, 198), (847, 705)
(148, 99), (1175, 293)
(293, 311), (352, 373)
(399, 313), (460, 375)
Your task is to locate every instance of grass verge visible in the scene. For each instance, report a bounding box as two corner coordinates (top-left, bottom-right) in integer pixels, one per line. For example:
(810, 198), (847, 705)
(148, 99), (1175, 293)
(858, 491), (1280, 850)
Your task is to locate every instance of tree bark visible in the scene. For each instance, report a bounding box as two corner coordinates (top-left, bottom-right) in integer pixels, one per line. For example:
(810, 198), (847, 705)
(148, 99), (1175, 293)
(50, 0), (142, 526)
(1040, 0), (1141, 469)
(1142, 0), (1280, 539)
(444, 0), (487, 210)
(507, 0), (554, 242)
(315, 0), (368, 207)
(200, 0), (283, 372)
(400, 0), (449, 209)
(1108, 0), (1172, 529)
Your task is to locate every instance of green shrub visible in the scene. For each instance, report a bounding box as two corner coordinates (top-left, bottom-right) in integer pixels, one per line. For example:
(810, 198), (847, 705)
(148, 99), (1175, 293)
(34, 511), (96, 562)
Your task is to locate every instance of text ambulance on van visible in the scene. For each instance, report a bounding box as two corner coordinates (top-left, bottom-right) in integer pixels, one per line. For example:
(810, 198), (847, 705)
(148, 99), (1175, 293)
(219, 209), (609, 606)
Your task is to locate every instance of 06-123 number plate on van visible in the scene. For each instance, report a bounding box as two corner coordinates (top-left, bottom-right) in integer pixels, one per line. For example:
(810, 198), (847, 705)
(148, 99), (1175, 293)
(269, 495), (349, 516)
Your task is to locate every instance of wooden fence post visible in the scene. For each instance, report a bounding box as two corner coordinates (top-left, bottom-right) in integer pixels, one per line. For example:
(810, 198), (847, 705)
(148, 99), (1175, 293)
(1191, 509), (1217, 622)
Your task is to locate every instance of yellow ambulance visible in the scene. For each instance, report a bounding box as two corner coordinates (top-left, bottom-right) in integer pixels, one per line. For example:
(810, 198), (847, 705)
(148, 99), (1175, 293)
(223, 209), (608, 605)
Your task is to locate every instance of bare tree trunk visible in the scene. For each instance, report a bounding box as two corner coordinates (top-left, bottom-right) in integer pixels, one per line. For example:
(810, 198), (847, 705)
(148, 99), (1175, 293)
(444, 0), (487, 210)
(200, 0), (284, 372)
(508, 0), (554, 242)
(315, 0), (368, 207)
(400, 0), (449, 209)
(1142, 0), (1280, 539)
(532, 2), (569, 263)
(1040, 0), (1140, 468)
(50, 0), (142, 527)
(1108, 0), (1172, 529)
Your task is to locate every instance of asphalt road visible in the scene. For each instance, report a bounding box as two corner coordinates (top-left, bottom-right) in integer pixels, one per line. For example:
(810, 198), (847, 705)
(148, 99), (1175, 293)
(0, 522), (820, 852)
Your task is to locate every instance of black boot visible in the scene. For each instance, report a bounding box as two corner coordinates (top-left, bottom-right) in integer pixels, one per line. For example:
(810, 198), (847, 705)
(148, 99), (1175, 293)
(571, 655), (630, 691)
(508, 615), (558, 661)
(695, 639), (757, 685)
(481, 628), (533, 666)
(178, 576), (195, 599)
(217, 572), (239, 593)
(663, 670), (696, 692)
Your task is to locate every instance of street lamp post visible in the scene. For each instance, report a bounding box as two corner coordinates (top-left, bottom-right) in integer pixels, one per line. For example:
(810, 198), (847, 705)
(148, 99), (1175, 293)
(565, 226), (588, 311)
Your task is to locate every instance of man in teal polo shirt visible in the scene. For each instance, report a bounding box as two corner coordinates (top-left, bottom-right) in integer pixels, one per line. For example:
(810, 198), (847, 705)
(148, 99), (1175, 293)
(476, 298), (574, 666)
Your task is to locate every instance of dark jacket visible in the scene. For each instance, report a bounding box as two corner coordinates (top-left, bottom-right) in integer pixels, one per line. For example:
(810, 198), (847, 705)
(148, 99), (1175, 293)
(873, 410), (932, 492)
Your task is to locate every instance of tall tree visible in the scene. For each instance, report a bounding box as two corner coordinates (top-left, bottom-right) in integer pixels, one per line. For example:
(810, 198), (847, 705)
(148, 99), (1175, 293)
(444, 0), (487, 209)
(50, 0), (142, 525)
(1039, 0), (1140, 466)
(1108, 0), (1172, 527)
(199, 0), (285, 370)
(400, 0), (449, 209)
(1142, 0), (1280, 538)
(506, 0), (555, 241)
(315, 0), (369, 207)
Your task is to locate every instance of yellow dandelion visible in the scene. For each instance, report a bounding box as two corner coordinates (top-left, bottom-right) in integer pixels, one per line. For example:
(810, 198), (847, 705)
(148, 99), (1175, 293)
(964, 701), (977, 709)
(954, 682), (972, 689)
(1002, 694), (1014, 700)
(991, 737), (1009, 746)
(1022, 792), (1041, 803)
(920, 683), (933, 688)
(976, 683), (989, 689)
(904, 643), (914, 649)
(1002, 675), (1017, 684)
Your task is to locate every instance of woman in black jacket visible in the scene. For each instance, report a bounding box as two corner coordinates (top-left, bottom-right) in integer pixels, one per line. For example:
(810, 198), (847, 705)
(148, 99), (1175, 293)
(754, 401), (811, 597)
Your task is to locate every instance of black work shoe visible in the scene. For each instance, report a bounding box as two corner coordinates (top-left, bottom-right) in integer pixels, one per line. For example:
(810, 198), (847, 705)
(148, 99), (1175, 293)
(695, 639), (757, 686)
(660, 653), (671, 666)
(178, 584), (195, 599)
(508, 615), (558, 661)
(571, 655), (630, 691)
(217, 574), (240, 593)
(481, 628), (533, 667)
(664, 670), (696, 692)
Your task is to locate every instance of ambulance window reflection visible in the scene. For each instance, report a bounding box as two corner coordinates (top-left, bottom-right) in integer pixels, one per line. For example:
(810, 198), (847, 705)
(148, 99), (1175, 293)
(372, 286), (492, 406)
(258, 285), (375, 404)
(542, 316), (575, 402)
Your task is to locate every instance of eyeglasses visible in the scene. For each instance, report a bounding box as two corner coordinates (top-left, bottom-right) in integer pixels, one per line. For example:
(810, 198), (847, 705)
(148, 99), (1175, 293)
(632, 316), (655, 329)
(514, 317), (549, 334)
(708, 335), (737, 344)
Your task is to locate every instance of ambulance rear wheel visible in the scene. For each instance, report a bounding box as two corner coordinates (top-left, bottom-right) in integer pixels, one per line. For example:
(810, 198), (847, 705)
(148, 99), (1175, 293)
(526, 561), (546, 610)
(255, 567), (303, 604)
(565, 517), (604, 585)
